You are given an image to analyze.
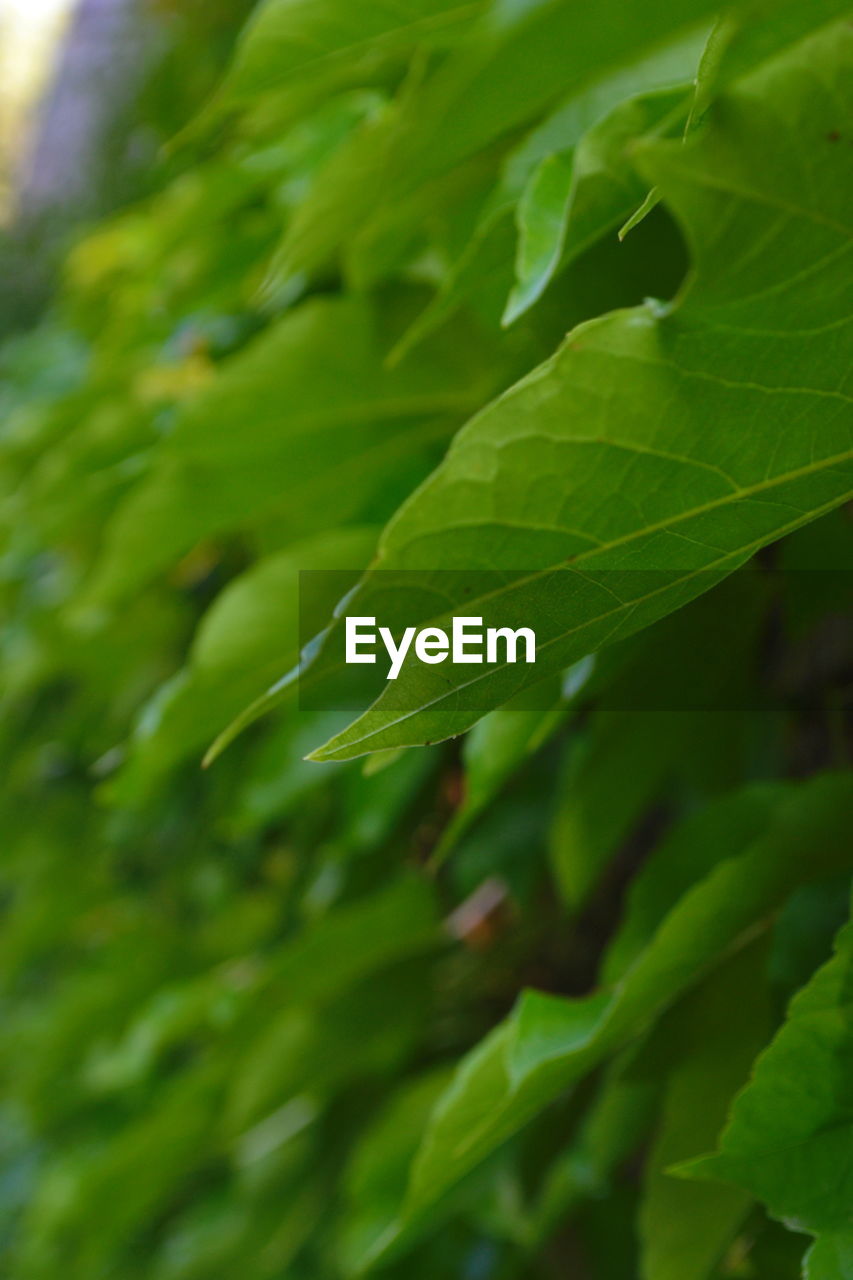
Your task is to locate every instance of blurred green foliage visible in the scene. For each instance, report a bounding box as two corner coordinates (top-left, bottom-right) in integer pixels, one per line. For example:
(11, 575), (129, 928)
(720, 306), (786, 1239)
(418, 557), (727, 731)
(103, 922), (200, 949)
(0, 3), (850, 1278)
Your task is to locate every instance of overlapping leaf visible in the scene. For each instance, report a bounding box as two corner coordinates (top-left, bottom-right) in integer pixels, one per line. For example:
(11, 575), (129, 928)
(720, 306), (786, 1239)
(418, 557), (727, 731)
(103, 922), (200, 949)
(221, 0), (488, 107)
(638, 941), (771, 1280)
(106, 526), (377, 805)
(301, 25), (853, 761)
(84, 294), (498, 607)
(1, 2), (850, 1277)
(272, 3), (715, 285)
(682, 918), (853, 1277)
(358, 774), (853, 1266)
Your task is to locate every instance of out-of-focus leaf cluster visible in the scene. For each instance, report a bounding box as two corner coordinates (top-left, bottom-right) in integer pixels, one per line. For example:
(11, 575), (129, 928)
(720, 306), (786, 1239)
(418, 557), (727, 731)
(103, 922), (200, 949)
(0, 2), (850, 1278)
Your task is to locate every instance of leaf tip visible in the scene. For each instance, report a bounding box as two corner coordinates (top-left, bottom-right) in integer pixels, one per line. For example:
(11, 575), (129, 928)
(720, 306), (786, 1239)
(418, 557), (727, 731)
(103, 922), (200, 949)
(666, 1152), (723, 1182)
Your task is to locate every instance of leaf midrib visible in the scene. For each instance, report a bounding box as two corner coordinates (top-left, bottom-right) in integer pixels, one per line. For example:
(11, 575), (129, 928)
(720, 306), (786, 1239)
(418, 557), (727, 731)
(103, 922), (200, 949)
(319, 457), (852, 753)
(395, 445), (853, 586)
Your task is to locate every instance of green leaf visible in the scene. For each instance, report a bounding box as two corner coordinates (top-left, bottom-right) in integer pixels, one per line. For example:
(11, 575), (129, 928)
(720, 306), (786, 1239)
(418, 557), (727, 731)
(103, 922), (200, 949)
(388, 205), (517, 363)
(550, 709), (686, 909)
(681, 917), (853, 1259)
(392, 30), (705, 352)
(224, 963), (428, 1139)
(106, 527), (377, 805)
(617, 186), (662, 240)
(805, 1233), (853, 1280)
(635, 2), (852, 242)
(529, 1041), (663, 1243)
(603, 783), (785, 983)
(639, 940), (771, 1280)
(339, 1068), (455, 1271)
(4, 3), (852, 1273)
(226, 0), (487, 100)
(275, 4), (716, 283)
(689, 0), (852, 127)
(266, 871), (441, 1007)
(307, 25), (853, 761)
(84, 294), (496, 608)
(504, 151), (575, 324)
(612, 0), (845, 247)
(20, 1060), (228, 1277)
(504, 83), (690, 324)
(361, 0), (716, 195)
(370, 774), (853, 1261)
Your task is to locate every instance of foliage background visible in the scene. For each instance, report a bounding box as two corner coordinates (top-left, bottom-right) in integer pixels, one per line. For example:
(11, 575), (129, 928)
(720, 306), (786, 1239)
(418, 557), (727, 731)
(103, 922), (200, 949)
(0, 2), (851, 1278)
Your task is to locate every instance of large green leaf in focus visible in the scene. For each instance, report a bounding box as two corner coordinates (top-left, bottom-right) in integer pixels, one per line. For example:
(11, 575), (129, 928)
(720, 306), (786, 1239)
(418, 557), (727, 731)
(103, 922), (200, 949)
(308, 26), (853, 761)
(681, 918), (853, 1274)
